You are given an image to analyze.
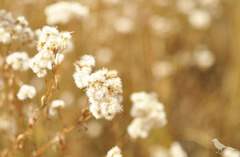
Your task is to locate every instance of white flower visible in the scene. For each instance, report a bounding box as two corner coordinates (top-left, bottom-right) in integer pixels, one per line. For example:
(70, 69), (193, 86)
(17, 85), (36, 100)
(87, 68), (123, 120)
(29, 26), (71, 77)
(106, 146), (122, 157)
(170, 142), (188, 157)
(128, 92), (167, 139)
(73, 55), (123, 120)
(45, 1), (89, 25)
(73, 55), (95, 89)
(6, 52), (30, 71)
(49, 100), (65, 116)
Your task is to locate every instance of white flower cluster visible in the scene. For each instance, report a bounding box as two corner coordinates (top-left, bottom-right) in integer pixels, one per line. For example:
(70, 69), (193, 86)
(29, 26), (71, 77)
(106, 146), (122, 157)
(151, 142), (187, 157)
(17, 85), (36, 100)
(0, 10), (37, 45)
(127, 92), (167, 139)
(73, 55), (123, 120)
(49, 100), (65, 116)
(6, 52), (29, 71)
(45, 1), (89, 25)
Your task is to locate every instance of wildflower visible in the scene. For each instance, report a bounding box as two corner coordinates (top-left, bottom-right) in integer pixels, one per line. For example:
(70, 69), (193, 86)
(106, 146), (122, 157)
(29, 26), (71, 77)
(45, 1), (89, 25)
(17, 85), (36, 100)
(73, 55), (123, 120)
(49, 100), (65, 116)
(6, 52), (30, 71)
(0, 10), (37, 45)
(73, 55), (95, 89)
(87, 68), (123, 120)
(128, 92), (167, 139)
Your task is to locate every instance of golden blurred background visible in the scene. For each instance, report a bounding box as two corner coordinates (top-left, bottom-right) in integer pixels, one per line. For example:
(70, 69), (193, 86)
(0, 0), (240, 156)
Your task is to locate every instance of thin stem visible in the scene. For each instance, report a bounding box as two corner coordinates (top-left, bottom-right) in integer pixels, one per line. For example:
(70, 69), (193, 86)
(32, 110), (92, 157)
(5, 67), (59, 157)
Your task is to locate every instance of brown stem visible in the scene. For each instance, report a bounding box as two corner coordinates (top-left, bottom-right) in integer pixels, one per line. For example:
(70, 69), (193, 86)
(5, 67), (59, 157)
(32, 110), (92, 157)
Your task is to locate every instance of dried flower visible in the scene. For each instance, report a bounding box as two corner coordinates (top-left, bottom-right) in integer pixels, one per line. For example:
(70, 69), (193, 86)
(128, 92), (167, 139)
(0, 10), (37, 45)
(17, 85), (36, 100)
(6, 52), (30, 71)
(73, 55), (95, 89)
(49, 100), (65, 116)
(106, 146), (122, 157)
(29, 26), (71, 77)
(73, 55), (123, 120)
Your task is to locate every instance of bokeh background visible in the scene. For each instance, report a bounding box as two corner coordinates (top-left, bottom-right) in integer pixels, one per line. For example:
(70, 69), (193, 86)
(0, 0), (240, 156)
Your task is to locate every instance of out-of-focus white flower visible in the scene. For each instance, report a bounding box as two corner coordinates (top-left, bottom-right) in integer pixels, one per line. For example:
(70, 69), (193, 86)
(193, 48), (215, 69)
(169, 142), (188, 157)
(17, 85), (36, 100)
(45, 1), (89, 25)
(150, 142), (188, 157)
(29, 26), (71, 78)
(95, 47), (113, 66)
(49, 100), (65, 116)
(73, 55), (123, 120)
(222, 149), (240, 157)
(106, 146), (122, 157)
(6, 52), (29, 71)
(188, 9), (211, 29)
(128, 92), (167, 139)
(151, 146), (169, 157)
(151, 61), (174, 79)
(0, 10), (37, 46)
(113, 17), (134, 34)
